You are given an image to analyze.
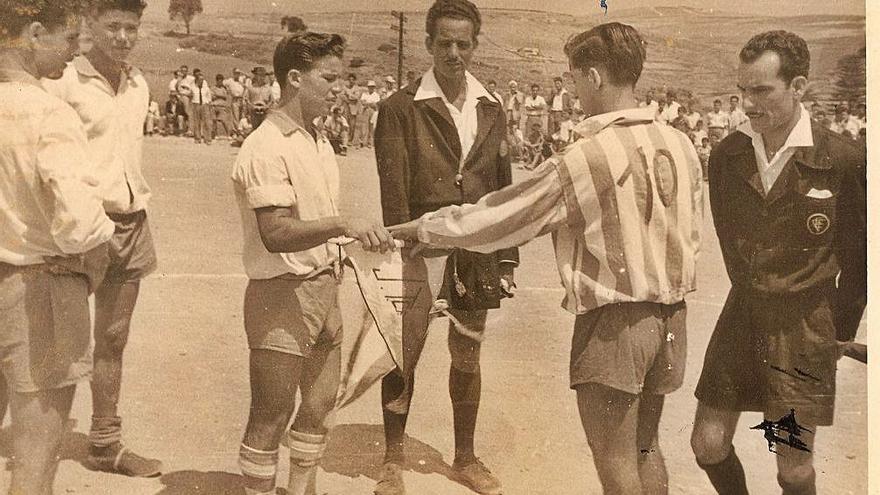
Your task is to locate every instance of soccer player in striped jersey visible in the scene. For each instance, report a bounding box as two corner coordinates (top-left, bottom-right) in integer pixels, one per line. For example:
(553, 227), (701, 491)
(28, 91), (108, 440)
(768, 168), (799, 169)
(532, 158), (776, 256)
(390, 22), (703, 494)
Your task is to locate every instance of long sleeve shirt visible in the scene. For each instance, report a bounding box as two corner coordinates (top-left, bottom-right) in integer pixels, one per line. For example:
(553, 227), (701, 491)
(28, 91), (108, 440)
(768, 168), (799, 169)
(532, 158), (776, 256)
(416, 107), (703, 315)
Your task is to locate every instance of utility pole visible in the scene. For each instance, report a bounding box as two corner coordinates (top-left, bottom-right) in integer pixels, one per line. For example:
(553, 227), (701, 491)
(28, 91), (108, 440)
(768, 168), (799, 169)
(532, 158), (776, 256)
(390, 11), (406, 90)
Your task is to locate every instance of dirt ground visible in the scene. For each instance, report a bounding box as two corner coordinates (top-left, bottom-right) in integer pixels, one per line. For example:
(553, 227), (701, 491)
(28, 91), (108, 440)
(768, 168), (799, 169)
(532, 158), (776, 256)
(0, 136), (867, 494)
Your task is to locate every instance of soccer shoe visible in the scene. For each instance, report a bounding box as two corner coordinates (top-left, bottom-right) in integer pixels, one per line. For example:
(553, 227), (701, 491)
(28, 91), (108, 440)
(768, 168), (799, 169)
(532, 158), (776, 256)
(452, 458), (502, 495)
(84, 443), (163, 478)
(374, 461), (406, 495)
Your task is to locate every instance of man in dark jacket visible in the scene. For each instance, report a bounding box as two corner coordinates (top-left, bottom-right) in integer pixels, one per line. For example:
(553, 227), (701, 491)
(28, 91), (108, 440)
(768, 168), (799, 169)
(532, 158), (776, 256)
(690, 30), (866, 495)
(372, 1), (517, 494)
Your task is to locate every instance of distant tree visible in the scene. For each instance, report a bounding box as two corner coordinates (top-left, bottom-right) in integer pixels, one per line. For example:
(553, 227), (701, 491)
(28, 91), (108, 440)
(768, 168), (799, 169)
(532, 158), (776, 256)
(833, 47), (866, 105)
(281, 16), (307, 33)
(169, 0), (203, 35)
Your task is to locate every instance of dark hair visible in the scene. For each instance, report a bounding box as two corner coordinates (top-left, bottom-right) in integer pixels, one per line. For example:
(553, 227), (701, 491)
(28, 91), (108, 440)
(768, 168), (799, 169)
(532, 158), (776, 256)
(1, 0), (84, 40)
(216, 73), (224, 80)
(89, 0), (147, 16)
(564, 22), (646, 87)
(487, 79), (496, 85)
(739, 30), (810, 84)
(713, 98), (722, 104)
(530, 83), (540, 90)
(273, 31), (346, 89)
(553, 76), (563, 83)
(192, 68), (202, 75)
(730, 95), (740, 102)
(425, 0), (481, 41)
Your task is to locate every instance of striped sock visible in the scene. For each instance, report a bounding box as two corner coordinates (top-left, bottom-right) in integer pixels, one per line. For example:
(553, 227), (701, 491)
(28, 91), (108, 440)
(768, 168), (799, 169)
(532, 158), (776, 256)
(288, 430), (327, 495)
(239, 443), (279, 492)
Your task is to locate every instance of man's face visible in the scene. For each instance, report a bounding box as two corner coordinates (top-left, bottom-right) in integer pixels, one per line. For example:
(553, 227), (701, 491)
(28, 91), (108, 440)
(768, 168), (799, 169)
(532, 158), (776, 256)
(194, 72), (203, 84)
(737, 51), (803, 136)
(856, 105), (866, 118)
(836, 110), (848, 122)
(713, 101), (722, 112)
(509, 83), (517, 93)
(646, 91), (654, 102)
(33, 15), (82, 79)
(426, 17), (476, 80)
(555, 79), (563, 90)
(180, 67), (188, 77)
(530, 86), (539, 97)
(729, 97), (739, 111)
(253, 74), (265, 85)
(87, 9), (140, 62)
(297, 55), (342, 118)
(487, 82), (496, 92)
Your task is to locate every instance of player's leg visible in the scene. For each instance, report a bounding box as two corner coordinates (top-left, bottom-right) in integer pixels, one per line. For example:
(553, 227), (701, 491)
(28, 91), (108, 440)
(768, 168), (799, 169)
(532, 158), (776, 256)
(636, 393), (667, 495)
(576, 383), (641, 495)
(691, 402), (748, 494)
(9, 386), (76, 495)
(775, 422), (817, 495)
(376, 369), (412, 495)
(241, 349), (303, 495)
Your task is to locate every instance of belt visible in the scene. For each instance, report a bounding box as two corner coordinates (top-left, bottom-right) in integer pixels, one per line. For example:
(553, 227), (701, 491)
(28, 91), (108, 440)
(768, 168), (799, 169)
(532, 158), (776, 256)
(0, 261), (79, 277)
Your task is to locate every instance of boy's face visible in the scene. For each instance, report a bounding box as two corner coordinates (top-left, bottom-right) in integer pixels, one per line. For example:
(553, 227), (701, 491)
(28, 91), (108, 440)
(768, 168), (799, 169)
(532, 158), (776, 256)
(88, 8), (141, 62)
(34, 15), (83, 79)
(296, 55), (343, 118)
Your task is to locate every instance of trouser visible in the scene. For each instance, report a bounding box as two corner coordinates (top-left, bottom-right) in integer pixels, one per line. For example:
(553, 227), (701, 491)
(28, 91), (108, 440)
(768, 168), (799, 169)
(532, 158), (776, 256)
(212, 106), (234, 137)
(192, 104), (212, 142)
(550, 110), (565, 133)
(179, 95), (193, 132)
(231, 97), (244, 132)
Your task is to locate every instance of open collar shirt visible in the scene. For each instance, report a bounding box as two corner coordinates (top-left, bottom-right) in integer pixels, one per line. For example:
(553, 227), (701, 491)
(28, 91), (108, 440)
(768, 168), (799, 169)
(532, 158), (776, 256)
(0, 69), (114, 264)
(42, 55), (151, 214)
(414, 68), (491, 170)
(231, 110), (341, 279)
(738, 104), (813, 194)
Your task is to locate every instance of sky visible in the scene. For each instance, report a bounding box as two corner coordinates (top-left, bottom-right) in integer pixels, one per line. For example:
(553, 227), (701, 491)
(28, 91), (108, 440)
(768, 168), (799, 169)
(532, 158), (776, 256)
(148, 0), (866, 18)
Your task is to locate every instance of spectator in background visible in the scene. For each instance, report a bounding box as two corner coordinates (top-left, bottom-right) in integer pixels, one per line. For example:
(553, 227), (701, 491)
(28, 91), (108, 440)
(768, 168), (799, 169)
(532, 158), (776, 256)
(706, 98), (729, 141)
(343, 73), (363, 144)
(176, 65), (195, 134)
(655, 95), (669, 125)
(809, 101), (822, 120)
(268, 70), (281, 104)
(685, 102), (702, 129)
(672, 105), (692, 133)
(829, 104), (859, 139)
(401, 69), (416, 88)
(506, 80), (525, 130)
(225, 68), (246, 136)
(691, 119), (708, 147)
(523, 121), (546, 170)
(354, 80), (380, 148)
(145, 98), (162, 136)
(486, 79), (504, 105)
(727, 94), (749, 132)
(324, 106), (350, 155)
(380, 75), (396, 100)
(639, 89), (659, 113)
(164, 92), (187, 135)
(168, 69), (181, 96)
(244, 66), (273, 129)
(696, 136), (711, 179)
(212, 74), (234, 138)
(190, 69), (213, 144)
(661, 90), (681, 124)
(548, 76), (571, 133)
(524, 83), (547, 133)
(854, 102), (866, 130)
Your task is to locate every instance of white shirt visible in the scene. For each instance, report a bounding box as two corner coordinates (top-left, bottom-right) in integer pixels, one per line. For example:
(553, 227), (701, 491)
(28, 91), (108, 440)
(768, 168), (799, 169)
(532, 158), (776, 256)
(231, 110), (341, 279)
(271, 80), (282, 103)
(739, 104), (813, 194)
(360, 90), (381, 108)
(639, 100), (659, 113)
(706, 110), (730, 129)
(43, 56), (151, 214)
(661, 101), (681, 123)
(0, 70), (114, 265)
(685, 111), (702, 129)
(191, 80), (212, 104)
(829, 116), (860, 138)
(728, 107), (749, 131)
(551, 88), (568, 111)
(168, 77), (179, 93)
(524, 94), (547, 116)
(224, 77), (245, 98)
(414, 68), (491, 167)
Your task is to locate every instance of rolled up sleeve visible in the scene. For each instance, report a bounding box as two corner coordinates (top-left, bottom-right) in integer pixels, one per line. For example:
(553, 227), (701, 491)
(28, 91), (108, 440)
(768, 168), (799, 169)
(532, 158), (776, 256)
(36, 107), (114, 254)
(232, 149), (296, 209)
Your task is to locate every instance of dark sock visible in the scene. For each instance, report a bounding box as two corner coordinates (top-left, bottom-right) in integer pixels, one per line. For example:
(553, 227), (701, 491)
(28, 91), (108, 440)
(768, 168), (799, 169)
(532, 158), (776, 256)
(778, 469), (816, 495)
(381, 372), (409, 464)
(696, 446), (749, 495)
(450, 367), (481, 466)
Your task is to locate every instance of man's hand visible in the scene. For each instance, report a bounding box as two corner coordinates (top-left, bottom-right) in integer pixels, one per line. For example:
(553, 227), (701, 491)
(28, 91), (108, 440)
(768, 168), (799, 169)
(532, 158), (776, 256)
(837, 340), (867, 363)
(343, 217), (396, 253)
(388, 219), (421, 241)
(499, 264), (516, 298)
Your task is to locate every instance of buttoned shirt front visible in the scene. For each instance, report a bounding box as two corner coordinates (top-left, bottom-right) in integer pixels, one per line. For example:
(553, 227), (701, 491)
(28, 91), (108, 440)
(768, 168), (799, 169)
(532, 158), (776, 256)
(414, 68), (491, 169)
(231, 110), (341, 280)
(738, 104), (813, 194)
(0, 70), (114, 265)
(43, 56), (151, 214)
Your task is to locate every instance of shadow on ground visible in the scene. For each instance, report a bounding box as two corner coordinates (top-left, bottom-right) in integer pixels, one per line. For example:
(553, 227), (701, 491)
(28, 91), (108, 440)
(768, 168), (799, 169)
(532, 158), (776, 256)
(321, 423), (456, 482)
(156, 470), (245, 494)
(0, 425), (91, 465)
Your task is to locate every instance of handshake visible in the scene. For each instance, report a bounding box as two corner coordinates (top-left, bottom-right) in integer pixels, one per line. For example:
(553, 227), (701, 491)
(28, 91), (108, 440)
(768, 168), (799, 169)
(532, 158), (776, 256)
(340, 216), (423, 254)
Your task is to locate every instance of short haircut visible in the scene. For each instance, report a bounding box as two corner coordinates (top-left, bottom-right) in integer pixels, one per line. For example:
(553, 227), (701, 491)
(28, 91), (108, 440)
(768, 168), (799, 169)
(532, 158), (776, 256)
(487, 79), (496, 85)
(730, 95), (740, 101)
(425, 0), (481, 40)
(89, 0), (147, 16)
(1, 0), (84, 40)
(216, 74), (224, 80)
(193, 68), (202, 75)
(273, 31), (346, 89)
(530, 83), (540, 90)
(739, 30), (810, 84)
(554, 76), (563, 83)
(713, 98), (722, 104)
(564, 22), (646, 87)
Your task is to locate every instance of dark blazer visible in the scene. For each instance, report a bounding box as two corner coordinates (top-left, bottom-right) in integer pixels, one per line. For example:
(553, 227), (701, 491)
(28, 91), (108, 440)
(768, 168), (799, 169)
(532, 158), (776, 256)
(374, 77), (519, 266)
(708, 126), (866, 340)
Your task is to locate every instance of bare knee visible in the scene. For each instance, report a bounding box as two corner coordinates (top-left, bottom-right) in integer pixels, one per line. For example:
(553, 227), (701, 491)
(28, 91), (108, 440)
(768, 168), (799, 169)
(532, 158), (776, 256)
(690, 420), (731, 465)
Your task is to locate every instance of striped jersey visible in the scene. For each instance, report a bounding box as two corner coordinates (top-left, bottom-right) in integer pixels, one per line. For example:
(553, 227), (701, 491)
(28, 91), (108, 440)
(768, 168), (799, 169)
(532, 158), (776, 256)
(416, 107), (703, 314)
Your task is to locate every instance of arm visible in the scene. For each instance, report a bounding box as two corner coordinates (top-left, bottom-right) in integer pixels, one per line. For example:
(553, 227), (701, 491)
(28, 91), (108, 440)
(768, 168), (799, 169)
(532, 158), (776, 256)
(707, 145), (744, 283)
(374, 102), (411, 225)
(832, 149), (867, 341)
(395, 159), (568, 254)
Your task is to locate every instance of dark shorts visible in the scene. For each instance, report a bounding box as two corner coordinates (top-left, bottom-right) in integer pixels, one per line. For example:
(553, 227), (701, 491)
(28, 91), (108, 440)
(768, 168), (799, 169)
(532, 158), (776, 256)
(695, 288), (837, 426)
(103, 210), (158, 284)
(570, 301), (687, 395)
(0, 264), (92, 393)
(244, 272), (343, 358)
(438, 250), (503, 311)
